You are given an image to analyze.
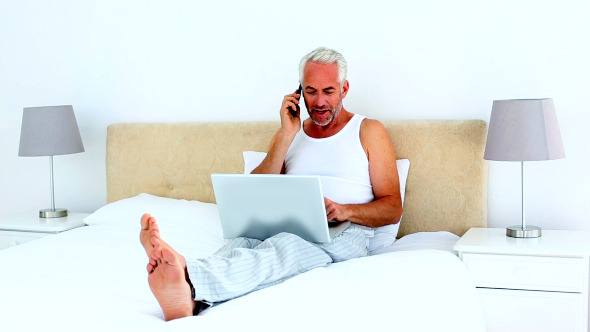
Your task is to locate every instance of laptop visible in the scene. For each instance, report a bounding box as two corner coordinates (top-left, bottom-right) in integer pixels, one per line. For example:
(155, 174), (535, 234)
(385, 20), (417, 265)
(211, 174), (350, 243)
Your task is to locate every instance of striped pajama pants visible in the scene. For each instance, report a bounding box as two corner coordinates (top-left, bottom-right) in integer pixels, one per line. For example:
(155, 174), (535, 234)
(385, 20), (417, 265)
(186, 225), (367, 304)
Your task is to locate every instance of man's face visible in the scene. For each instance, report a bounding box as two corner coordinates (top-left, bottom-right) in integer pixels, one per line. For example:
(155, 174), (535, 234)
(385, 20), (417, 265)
(302, 62), (348, 127)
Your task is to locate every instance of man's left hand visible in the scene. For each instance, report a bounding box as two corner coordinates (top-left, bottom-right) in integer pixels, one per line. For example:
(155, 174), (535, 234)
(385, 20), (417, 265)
(324, 197), (350, 222)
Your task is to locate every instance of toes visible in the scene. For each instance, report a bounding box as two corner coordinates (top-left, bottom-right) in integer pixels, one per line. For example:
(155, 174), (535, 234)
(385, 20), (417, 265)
(151, 235), (161, 249)
(161, 247), (178, 266)
(151, 244), (164, 262)
(141, 213), (151, 229)
(149, 217), (160, 231)
(151, 229), (160, 239)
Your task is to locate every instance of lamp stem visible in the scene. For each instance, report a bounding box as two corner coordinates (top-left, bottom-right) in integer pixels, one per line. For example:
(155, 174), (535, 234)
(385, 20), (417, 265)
(521, 161), (525, 230)
(39, 155), (67, 218)
(50, 155), (55, 212)
(506, 160), (541, 238)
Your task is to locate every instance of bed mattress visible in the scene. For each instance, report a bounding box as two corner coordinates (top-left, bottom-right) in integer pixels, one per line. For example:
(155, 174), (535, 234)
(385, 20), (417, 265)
(0, 195), (485, 331)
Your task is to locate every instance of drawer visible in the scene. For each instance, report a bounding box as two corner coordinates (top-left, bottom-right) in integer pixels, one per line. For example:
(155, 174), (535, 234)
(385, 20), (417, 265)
(477, 288), (586, 332)
(462, 253), (586, 292)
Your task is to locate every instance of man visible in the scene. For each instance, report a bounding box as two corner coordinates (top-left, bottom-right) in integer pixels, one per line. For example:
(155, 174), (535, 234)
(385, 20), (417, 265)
(140, 47), (403, 320)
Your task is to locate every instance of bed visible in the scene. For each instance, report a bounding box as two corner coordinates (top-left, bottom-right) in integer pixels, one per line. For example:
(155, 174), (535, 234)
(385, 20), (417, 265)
(0, 119), (488, 331)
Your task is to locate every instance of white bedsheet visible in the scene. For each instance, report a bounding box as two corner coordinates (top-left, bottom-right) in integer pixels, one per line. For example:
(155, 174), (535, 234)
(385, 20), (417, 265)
(0, 224), (484, 332)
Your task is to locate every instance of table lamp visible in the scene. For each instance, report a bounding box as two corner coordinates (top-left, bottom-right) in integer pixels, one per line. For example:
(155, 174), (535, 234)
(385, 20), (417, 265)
(484, 98), (565, 238)
(18, 105), (85, 218)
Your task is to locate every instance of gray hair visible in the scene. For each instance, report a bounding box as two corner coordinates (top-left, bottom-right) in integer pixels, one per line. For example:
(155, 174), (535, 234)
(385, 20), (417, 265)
(299, 47), (347, 87)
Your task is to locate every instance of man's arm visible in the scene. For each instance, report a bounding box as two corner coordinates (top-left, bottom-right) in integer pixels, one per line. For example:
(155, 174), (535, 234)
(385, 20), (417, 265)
(324, 119), (403, 228)
(251, 90), (302, 174)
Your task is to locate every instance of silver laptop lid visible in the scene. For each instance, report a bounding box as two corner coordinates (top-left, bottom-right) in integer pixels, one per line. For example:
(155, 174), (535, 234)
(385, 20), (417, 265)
(211, 174), (334, 243)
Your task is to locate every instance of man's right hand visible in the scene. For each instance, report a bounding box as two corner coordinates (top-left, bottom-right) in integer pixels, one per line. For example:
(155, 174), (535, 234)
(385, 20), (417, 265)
(250, 90), (302, 174)
(280, 89), (302, 136)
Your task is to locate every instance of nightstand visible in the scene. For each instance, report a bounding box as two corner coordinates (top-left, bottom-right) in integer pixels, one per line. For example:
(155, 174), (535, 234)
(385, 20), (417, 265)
(454, 228), (590, 332)
(0, 212), (90, 250)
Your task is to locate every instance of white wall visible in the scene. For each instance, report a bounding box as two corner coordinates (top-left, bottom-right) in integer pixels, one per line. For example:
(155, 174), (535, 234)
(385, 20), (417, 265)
(1, 0), (589, 231)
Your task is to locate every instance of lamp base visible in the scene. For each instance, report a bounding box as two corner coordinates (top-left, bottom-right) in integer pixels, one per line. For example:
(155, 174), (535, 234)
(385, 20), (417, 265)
(506, 225), (542, 238)
(40, 208), (68, 218)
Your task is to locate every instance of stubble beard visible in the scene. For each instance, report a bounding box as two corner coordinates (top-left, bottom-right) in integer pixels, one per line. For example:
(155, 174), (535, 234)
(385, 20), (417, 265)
(308, 98), (343, 127)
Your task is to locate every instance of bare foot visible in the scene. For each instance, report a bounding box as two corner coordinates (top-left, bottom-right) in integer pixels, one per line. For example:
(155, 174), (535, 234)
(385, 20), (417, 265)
(141, 214), (185, 269)
(148, 240), (196, 321)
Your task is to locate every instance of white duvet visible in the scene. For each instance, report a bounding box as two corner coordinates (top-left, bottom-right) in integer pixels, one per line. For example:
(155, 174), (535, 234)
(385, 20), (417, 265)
(0, 195), (485, 331)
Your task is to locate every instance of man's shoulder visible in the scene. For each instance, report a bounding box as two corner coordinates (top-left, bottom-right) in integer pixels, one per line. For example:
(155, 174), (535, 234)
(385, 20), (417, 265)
(360, 117), (387, 133)
(360, 117), (392, 149)
(358, 117), (396, 160)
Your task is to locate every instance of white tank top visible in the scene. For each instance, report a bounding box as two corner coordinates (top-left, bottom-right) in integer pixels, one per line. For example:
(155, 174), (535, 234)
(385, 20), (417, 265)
(285, 114), (374, 205)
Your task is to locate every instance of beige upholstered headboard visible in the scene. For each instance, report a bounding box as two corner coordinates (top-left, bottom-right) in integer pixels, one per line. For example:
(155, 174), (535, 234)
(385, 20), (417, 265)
(106, 120), (487, 237)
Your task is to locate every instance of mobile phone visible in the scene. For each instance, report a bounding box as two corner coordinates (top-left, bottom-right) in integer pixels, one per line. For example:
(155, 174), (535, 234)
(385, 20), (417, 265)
(289, 84), (302, 117)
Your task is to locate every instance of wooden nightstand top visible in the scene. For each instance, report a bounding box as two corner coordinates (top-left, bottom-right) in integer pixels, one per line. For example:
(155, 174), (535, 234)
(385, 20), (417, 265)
(0, 212), (90, 234)
(454, 227), (590, 258)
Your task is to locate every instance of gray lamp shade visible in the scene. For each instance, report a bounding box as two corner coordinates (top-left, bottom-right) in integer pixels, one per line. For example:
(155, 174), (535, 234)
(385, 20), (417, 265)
(19, 105), (85, 157)
(484, 99), (565, 161)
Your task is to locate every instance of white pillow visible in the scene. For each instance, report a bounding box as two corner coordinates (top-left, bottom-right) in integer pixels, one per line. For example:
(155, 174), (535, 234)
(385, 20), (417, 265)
(84, 193), (224, 259)
(243, 151), (267, 174)
(242, 151), (410, 250)
(370, 158), (410, 251)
